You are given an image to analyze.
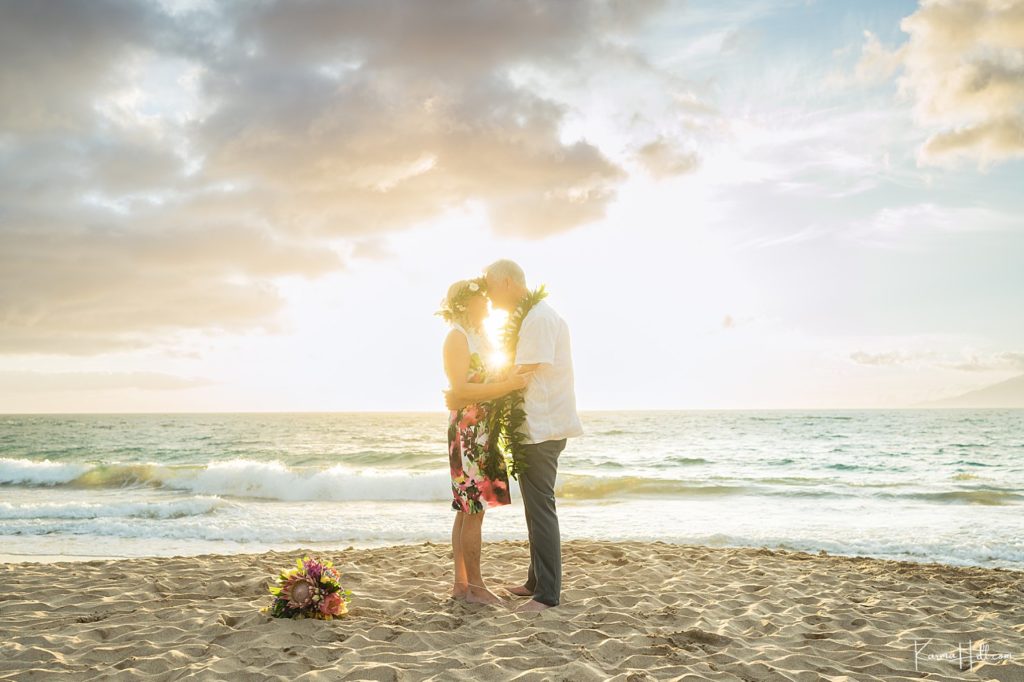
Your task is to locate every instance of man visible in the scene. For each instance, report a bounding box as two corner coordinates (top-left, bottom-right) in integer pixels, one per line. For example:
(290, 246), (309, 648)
(446, 258), (584, 612)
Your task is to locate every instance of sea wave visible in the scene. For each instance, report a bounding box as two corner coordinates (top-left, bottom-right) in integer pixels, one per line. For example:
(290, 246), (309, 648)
(3, 456), (1020, 506)
(558, 475), (749, 500)
(2, 457), (752, 502)
(0, 457), (451, 501)
(899, 489), (1024, 506)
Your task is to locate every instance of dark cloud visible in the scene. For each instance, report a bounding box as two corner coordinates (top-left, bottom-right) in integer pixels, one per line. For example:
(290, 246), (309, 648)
(0, 0), (659, 355)
(0, 0), (161, 132)
(187, 1), (636, 238)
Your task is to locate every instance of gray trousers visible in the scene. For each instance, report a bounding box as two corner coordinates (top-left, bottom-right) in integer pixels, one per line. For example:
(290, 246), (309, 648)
(519, 438), (567, 606)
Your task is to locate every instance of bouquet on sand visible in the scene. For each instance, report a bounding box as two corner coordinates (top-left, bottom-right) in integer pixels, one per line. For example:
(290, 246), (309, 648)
(263, 555), (352, 620)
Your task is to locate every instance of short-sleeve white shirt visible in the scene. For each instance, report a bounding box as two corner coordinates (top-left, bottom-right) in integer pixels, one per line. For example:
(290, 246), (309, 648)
(514, 300), (584, 444)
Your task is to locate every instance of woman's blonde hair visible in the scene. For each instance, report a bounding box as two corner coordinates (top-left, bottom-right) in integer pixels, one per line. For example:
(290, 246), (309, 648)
(435, 277), (486, 326)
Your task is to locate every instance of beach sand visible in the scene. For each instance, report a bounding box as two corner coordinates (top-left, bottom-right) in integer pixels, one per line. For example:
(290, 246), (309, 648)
(1, 541), (1022, 681)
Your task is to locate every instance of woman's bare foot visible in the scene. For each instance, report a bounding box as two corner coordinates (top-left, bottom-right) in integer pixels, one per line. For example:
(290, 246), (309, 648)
(465, 585), (505, 605)
(503, 584), (533, 597)
(451, 582), (468, 600)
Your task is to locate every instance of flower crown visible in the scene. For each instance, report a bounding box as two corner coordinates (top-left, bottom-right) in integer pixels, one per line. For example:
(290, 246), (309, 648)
(435, 277), (487, 324)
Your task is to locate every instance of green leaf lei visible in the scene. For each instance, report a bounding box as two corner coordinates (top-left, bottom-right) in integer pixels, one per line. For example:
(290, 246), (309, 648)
(481, 285), (548, 480)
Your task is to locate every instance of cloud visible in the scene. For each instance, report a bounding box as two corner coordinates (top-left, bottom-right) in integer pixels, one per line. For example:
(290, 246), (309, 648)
(734, 198), (1017, 252)
(0, 0), (164, 132)
(0, 0), (664, 355)
(843, 202), (1016, 249)
(0, 371), (217, 392)
(825, 2), (1023, 167)
(849, 350), (930, 367)
(350, 238), (396, 261)
(898, 0), (1024, 166)
(826, 30), (905, 88)
(853, 30), (905, 84)
(940, 351), (1024, 372)
(635, 135), (700, 179)
(186, 0), (636, 239)
(919, 118), (1024, 162)
(719, 314), (760, 330)
(0, 219), (342, 355)
(849, 348), (1024, 372)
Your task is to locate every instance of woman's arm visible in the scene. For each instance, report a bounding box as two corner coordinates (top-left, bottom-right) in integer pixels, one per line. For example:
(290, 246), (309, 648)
(448, 362), (539, 406)
(443, 331), (532, 404)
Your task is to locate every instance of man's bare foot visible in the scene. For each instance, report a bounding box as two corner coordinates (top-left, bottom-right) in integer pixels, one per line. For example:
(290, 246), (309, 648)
(503, 584), (533, 597)
(517, 599), (553, 613)
(465, 585), (505, 605)
(451, 582), (468, 600)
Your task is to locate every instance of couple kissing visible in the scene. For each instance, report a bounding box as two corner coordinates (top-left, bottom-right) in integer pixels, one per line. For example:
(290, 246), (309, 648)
(438, 259), (583, 612)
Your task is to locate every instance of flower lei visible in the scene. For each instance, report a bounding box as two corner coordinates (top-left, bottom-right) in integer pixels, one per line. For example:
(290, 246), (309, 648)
(482, 285), (548, 480)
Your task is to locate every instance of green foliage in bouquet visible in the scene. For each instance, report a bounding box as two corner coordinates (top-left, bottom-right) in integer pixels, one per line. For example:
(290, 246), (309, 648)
(263, 555), (352, 620)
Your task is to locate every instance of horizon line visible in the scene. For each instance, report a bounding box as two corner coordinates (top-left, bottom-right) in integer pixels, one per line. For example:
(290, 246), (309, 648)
(3, 406), (1023, 416)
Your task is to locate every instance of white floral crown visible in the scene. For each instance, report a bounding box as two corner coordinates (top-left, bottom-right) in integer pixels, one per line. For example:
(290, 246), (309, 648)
(435, 277), (487, 323)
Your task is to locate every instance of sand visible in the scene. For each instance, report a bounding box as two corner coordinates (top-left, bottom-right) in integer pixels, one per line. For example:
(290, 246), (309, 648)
(1, 541), (1022, 681)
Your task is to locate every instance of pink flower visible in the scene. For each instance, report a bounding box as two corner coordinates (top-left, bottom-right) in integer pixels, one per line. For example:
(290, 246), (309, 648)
(281, 574), (317, 609)
(476, 477), (493, 498)
(320, 591), (346, 616)
(459, 405), (481, 429)
(303, 558), (323, 580)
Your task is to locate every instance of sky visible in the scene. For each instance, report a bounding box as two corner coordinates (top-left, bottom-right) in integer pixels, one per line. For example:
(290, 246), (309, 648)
(1, 0), (1022, 413)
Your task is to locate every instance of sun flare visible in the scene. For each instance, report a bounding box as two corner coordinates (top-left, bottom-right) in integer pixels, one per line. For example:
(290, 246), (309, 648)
(484, 307), (509, 369)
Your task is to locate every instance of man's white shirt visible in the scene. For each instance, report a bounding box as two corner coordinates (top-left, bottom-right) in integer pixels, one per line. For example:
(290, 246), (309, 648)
(514, 300), (584, 444)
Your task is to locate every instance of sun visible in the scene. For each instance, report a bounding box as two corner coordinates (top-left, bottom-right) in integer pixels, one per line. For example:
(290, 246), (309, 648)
(484, 306), (510, 368)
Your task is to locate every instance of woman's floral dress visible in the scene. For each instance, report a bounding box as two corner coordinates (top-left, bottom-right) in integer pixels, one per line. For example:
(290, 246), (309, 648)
(448, 323), (512, 514)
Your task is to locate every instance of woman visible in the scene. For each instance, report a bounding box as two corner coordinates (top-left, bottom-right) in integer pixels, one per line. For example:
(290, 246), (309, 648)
(438, 277), (532, 604)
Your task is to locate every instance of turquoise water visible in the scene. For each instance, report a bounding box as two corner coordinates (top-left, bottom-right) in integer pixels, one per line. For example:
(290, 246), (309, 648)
(1, 410), (1022, 567)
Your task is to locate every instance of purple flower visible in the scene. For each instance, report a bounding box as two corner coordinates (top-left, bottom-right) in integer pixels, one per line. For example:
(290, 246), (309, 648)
(304, 558), (323, 580)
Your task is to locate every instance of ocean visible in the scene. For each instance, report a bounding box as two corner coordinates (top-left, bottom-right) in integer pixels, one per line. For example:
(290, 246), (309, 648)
(1, 410), (1022, 568)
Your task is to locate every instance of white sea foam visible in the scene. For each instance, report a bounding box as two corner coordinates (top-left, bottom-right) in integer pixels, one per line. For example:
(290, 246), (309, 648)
(2, 498), (1022, 569)
(0, 457), (90, 485)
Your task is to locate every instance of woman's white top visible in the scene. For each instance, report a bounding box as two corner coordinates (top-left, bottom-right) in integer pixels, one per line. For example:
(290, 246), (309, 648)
(451, 322), (493, 368)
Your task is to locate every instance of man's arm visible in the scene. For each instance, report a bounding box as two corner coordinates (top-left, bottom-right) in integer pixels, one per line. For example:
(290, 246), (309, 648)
(515, 362), (544, 373)
(444, 361), (543, 410)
